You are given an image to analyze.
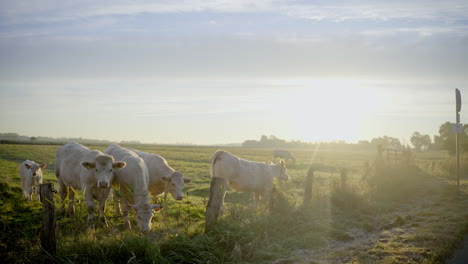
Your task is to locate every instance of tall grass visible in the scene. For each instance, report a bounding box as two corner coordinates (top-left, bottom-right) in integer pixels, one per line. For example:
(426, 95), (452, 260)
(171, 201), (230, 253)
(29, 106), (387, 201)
(2, 144), (468, 263)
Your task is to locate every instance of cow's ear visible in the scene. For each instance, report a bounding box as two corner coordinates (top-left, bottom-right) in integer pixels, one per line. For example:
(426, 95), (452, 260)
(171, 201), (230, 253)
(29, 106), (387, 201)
(40, 164), (47, 169)
(151, 204), (163, 211)
(81, 162), (96, 169)
(162, 176), (170, 182)
(183, 178), (192, 184)
(24, 163), (31, 169)
(112, 161), (126, 169)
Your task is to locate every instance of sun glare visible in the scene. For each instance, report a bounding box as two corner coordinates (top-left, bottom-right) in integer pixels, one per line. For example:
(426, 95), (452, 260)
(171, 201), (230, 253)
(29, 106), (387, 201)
(280, 79), (384, 143)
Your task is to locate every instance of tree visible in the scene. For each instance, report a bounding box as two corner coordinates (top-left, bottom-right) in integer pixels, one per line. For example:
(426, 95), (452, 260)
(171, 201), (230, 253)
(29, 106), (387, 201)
(370, 136), (402, 149)
(410, 132), (431, 151)
(434, 121), (468, 155)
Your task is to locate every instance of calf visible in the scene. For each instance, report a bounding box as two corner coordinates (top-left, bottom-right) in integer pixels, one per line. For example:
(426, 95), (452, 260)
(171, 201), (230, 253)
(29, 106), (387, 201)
(55, 142), (126, 226)
(128, 147), (191, 201)
(273, 149), (296, 165)
(104, 144), (163, 232)
(205, 150), (289, 227)
(20, 160), (46, 201)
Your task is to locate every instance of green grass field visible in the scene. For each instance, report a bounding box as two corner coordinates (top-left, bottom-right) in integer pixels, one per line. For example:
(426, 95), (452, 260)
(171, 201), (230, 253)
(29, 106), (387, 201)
(1, 143), (468, 263)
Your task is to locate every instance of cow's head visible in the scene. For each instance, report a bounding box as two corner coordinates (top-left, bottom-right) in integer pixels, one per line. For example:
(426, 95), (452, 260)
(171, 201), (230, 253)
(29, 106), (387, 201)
(132, 203), (163, 232)
(162, 171), (192, 201)
(81, 154), (126, 188)
(24, 162), (46, 177)
(276, 160), (290, 181)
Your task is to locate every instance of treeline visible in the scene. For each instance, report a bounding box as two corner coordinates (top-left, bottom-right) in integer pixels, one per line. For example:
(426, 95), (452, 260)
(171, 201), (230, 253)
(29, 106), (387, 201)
(243, 121), (468, 154)
(0, 133), (117, 145)
(242, 135), (404, 151)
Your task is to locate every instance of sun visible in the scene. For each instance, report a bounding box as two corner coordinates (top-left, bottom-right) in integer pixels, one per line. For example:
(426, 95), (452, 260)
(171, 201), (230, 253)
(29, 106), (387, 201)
(279, 79), (384, 142)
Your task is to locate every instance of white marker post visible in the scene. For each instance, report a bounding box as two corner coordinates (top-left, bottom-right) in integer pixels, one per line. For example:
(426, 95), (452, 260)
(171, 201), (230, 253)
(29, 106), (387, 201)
(455, 88), (462, 191)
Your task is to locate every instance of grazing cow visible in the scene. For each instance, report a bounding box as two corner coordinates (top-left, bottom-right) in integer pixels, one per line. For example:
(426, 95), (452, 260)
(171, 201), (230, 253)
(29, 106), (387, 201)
(104, 144), (163, 232)
(19, 160), (46, 201)
(205, 150), (289, 228)
(55, 143), (126, 226)
(273, 149), (296, 165)
(128, 147), (192, 200)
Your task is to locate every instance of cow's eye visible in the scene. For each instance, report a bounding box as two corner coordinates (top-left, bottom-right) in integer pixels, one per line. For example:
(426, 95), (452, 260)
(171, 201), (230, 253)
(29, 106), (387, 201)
(109, 169), (113, 173)
(95, 169), (98, 172)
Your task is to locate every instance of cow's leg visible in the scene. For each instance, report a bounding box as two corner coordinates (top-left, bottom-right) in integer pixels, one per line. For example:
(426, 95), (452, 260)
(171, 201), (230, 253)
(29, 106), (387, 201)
(205, 177), (228, 231)
(112, 189), (122, 216)
(35, 178), (42, 201)
(27, 185), (33, 201)
(119, 194), (131, 230)
(21, 188), (28, 199)
(97, 188), (110, 227)
(123, 206), (131, 230)
(114, 199), (122, 216)
(122, 203), (132, 230)
(254, 192), (261, 209)
(83, 187), (96, 227)
(32, 186), (37, 201)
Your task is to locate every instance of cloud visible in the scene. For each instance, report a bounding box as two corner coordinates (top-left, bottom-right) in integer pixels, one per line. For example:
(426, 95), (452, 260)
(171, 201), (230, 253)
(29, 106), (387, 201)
(2, 0), (468, 25)
(1, 0), (467, 82)
(361, 26), (468, 38)
(282, 1), (468, 22)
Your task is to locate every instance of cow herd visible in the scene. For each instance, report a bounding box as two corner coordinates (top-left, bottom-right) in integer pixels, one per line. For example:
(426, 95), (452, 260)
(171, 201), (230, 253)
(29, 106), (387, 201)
(19, 143), (293, 232)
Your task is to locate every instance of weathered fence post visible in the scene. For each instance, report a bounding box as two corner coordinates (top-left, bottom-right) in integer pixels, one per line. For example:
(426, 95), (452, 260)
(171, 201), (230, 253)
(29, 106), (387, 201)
(375, 144), (384, 176)
(40, 183), (56, 255)
(303, 167), (314, 206)
(362, 160), (370, 181)
(205, 177), (227, 232)
(340, 168), (347, 190)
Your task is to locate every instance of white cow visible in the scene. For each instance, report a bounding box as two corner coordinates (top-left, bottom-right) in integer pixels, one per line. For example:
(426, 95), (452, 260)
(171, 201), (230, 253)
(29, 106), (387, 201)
(273, 149), (296, 165)
(205, 150), (289, 227)
(55, 142), (126, 226)
(127, 147), (192, 200)
(104, 144), (163, 232)
(19, 160), (46, 201)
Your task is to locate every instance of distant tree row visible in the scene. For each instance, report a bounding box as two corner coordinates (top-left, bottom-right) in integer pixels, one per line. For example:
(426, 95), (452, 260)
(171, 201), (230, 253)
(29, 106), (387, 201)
(242, 121), (468, 155)
(0, 133), (114, 145)
(242, 135), (404, 150)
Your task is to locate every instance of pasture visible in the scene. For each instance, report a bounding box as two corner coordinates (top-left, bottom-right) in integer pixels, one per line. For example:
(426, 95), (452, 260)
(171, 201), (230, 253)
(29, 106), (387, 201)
(1, 143), (468, 263)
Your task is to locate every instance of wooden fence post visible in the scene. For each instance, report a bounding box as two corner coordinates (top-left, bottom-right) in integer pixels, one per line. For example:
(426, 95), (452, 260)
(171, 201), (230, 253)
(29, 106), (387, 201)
(40, 183), (56, 255)
(303, 167), (314, 206)
(375, 145), (384, 176)
(340, 168), (347, 190)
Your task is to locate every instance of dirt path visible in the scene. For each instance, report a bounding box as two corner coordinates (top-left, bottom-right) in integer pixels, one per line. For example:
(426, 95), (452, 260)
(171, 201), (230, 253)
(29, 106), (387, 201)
(278, 190), (468, 264)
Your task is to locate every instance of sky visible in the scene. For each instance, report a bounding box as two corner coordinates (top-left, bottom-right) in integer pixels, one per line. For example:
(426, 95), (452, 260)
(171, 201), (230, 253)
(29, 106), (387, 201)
(1, 0), (468, 145)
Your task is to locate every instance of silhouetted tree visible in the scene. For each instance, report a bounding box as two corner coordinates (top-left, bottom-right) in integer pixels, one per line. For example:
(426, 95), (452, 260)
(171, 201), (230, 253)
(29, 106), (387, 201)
(435, 121), (468, 155)
(370, 136), (402, 149)
(410, 132), (431, 151)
